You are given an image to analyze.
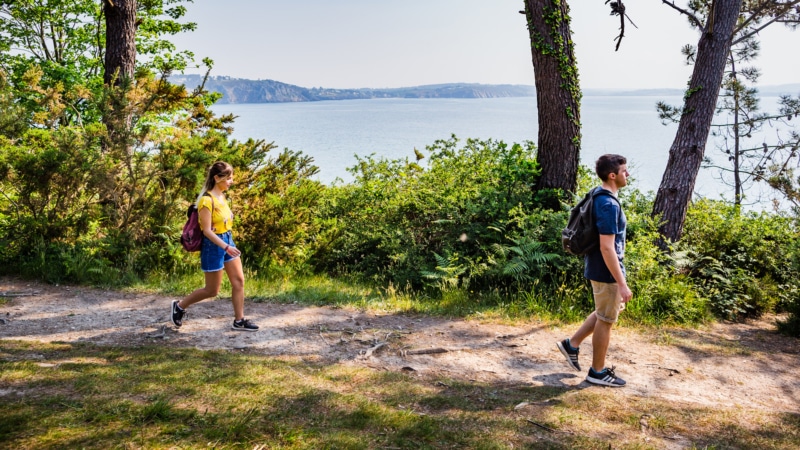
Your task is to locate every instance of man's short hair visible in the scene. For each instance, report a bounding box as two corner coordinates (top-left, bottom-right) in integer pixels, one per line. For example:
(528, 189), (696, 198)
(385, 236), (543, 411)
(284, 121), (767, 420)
(595, 154), (627, 181)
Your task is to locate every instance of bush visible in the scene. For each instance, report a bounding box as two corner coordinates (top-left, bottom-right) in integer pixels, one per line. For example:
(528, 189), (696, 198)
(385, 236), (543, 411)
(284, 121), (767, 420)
(0, 71), (322, 284)
(620, 206), (710, 325)
(624, 275), (709, 325)
(234, 147), (325, 272)
(777, 297), (800, 336)
(312, 136), (578, 293)
(679, 200), (799, 321)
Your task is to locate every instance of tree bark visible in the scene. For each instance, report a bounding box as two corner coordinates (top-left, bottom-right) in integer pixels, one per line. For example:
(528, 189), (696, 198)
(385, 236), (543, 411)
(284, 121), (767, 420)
(652, 0), (743, 243)
(524, 0), (581, 196)
(103, 0), (137, 86)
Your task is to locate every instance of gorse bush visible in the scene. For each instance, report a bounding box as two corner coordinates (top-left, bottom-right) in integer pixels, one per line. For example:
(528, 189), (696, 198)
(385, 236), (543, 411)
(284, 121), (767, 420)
(621, 201), (711, 326)
(235, 147), (325, 272)
(0, 67), (322, 284)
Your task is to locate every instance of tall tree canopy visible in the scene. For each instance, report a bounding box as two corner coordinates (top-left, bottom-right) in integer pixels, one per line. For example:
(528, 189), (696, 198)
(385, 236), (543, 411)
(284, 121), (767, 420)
(653, 0), (800, 243)
(0, 0), (196, 126)
(523, 0), (581, 197)
(104, 0), (138, 86)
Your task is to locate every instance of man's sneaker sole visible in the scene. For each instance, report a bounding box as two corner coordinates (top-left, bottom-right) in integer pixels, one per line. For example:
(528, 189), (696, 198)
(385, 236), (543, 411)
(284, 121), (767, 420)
(556, 340), (581, 371)
(586, 370), (626, 387)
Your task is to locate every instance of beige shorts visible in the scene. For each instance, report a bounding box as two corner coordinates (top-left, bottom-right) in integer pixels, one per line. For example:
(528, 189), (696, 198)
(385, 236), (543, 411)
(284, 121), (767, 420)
(590, 280), (626, 324)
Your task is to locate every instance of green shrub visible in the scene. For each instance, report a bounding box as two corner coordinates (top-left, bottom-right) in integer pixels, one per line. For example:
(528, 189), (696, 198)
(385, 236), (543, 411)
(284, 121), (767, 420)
(679, 200), (799, 321)
(312, 136), (578, 293)
(0, 71), (322, 283)
(624, 275), (709, 325)
(777, 296), (800, 336)
(234, 148), (325, 273)
(620, 208), (710, 325)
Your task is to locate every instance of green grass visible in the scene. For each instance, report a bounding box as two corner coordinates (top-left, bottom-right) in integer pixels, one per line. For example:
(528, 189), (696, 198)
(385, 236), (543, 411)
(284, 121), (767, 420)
(139, 269), (601, 325)
(141, 268), (709, 329)
(1, 340), (798, 449)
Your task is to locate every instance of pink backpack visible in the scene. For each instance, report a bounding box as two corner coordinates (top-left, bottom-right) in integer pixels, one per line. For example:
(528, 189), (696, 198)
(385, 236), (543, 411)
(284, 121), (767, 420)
(180, 194), (213, 252)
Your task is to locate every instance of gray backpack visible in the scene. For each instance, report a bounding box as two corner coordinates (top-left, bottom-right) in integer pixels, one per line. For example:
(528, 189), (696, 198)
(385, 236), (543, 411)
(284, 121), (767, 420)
(561, 188), (618, 256)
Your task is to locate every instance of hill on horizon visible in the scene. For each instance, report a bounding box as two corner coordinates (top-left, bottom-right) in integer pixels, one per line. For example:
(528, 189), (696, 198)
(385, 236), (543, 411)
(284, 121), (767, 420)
(171, 75), (537, 104)
(171, 74), (800, 104)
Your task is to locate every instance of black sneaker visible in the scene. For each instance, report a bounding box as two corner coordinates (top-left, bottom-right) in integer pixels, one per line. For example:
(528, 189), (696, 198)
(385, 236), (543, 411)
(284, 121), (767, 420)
(586, 366), (626, 387)
(171, 300), (186, 327)
(557, 338), (581, 371)
(232, 318), (259, 332)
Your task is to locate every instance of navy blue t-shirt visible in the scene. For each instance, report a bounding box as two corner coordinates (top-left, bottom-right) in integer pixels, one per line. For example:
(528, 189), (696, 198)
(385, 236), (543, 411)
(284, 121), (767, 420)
(584, 187), (626, 283)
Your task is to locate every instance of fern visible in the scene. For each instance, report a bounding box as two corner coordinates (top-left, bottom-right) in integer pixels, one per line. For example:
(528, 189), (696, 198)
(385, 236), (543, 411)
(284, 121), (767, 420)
(490, 236), (559, 285)
(421, 252), (467, 291)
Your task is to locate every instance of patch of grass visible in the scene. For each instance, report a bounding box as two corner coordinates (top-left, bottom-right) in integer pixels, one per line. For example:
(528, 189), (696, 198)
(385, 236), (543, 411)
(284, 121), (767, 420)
(137, 270), (596, 326)
(1, 340), (798, 449)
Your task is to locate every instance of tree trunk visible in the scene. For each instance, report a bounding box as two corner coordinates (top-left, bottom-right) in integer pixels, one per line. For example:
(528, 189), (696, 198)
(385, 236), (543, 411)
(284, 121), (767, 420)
(102, 0), (137, 155)
(103, 0), (137, 86)
(524, 0), (581, 196)
(652, 0), (743, 243)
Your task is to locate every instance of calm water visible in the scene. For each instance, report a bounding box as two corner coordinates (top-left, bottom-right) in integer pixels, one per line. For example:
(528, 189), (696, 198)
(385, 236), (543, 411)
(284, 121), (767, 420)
(212, 96), (774, 199)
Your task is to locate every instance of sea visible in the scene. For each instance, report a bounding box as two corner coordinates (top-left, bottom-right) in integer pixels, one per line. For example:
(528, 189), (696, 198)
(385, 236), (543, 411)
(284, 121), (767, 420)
(212, 95), (788, 205)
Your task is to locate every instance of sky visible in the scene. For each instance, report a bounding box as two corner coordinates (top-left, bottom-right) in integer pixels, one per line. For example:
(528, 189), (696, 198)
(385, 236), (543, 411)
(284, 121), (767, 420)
(170, 0), (800, 90)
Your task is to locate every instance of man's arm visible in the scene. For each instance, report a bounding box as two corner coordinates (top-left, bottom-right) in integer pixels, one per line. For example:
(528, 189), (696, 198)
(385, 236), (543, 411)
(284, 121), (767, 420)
(599, 233), (632, 303)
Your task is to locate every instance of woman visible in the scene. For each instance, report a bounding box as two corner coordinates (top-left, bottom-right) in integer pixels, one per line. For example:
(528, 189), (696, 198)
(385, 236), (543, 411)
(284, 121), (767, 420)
(171, 161), (259, 332)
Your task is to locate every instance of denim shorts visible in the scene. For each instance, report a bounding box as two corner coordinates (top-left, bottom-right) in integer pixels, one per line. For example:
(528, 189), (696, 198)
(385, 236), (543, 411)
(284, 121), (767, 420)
(200, 231), (237, 272)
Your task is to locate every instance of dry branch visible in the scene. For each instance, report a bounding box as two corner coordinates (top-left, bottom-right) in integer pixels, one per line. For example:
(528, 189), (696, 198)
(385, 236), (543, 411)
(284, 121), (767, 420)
(607, 0), (638, 51)
(361, 342), (387, 358)
(399, 347), (450, 357)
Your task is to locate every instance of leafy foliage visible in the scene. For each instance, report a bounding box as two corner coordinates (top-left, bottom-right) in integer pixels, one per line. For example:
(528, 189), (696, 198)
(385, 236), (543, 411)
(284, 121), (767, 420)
(234, 147), (325, 272)
(678, 199), (798, 321)
(312, 136), (572, 293)
(0, 1), (321, 283)
(2, 0), (800, 335)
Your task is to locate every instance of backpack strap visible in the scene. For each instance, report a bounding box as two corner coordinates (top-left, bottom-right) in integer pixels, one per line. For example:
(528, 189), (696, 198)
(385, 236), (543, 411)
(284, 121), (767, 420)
(200, 192), (215, 213)
(591, 187), (620, 206)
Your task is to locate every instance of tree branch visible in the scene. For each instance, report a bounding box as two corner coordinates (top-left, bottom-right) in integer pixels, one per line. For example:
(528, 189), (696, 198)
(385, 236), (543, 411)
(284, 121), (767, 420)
(735, 1), (779, 32)
(732, 1), (800, 45)
(660, 0), (704, 29)
(606, 0), (637, 51)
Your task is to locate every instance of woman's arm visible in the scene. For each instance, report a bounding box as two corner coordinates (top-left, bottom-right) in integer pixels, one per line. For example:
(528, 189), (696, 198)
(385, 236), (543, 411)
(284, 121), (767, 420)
(199, 205), (241, 257)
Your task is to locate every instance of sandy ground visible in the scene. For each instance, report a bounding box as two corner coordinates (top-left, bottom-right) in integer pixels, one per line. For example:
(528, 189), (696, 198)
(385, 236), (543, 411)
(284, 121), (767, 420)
(1, 277), (799, 413)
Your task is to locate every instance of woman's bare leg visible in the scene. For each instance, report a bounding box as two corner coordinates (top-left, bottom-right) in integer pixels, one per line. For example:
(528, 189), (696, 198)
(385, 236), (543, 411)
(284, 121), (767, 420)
(224, 257), (245, 320)
(178, 270), (224, 309)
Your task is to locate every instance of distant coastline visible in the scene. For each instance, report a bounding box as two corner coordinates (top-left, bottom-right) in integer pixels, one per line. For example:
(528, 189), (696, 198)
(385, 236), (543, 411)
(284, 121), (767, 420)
(171, 74), (800, 104)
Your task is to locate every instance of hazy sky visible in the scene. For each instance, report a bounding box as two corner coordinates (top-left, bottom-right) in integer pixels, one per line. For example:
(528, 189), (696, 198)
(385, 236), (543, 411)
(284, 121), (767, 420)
(170, 0), (800, 90)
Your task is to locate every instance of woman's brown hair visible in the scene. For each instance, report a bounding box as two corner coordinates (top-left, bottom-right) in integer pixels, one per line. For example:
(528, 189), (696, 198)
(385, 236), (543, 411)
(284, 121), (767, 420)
(196, 161), (233, 205)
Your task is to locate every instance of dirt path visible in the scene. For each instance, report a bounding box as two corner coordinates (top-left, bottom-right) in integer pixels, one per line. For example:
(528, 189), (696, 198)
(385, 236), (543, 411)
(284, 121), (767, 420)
(2, 277), (799, 413)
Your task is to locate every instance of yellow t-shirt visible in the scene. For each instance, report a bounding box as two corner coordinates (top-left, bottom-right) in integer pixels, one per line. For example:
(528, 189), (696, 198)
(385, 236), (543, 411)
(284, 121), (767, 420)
(198, 194), (234, 234)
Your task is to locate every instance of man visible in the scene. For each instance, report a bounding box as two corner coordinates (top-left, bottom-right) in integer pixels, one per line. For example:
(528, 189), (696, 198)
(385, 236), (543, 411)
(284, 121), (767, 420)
(557, 154), (631, 387)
